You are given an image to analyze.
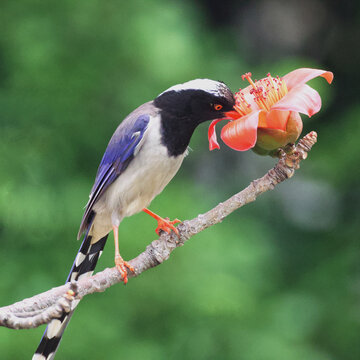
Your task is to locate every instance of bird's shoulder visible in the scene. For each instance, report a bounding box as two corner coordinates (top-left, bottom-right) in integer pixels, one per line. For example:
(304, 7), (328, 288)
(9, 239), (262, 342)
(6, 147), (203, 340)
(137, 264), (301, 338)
(106, 101), (158, 154)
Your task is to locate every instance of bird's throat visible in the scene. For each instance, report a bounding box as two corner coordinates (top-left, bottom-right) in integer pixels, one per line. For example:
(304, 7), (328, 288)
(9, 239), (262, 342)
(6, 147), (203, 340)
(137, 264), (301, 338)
(160, 112), (198, 157)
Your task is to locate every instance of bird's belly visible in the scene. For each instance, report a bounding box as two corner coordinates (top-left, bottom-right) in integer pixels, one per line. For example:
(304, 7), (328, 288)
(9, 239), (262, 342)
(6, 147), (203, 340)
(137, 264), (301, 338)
(94, 147), (185, 224)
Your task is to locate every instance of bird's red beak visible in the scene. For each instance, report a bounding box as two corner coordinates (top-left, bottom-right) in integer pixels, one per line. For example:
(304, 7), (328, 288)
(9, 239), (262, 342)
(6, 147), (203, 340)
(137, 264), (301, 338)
(224, 110), (241, 120)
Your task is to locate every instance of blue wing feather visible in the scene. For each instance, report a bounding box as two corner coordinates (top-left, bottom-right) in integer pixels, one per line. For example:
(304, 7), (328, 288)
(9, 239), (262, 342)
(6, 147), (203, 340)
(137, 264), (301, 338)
(78, 114), (150, 238)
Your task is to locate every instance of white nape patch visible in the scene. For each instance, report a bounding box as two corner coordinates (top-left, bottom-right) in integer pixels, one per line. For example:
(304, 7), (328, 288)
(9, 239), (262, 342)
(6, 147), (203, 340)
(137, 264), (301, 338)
(46, 319), (62, 339)
(158, 79), (223, 97)
(75, 252), (86, 267)
(78, 271), (93, 280)
(32, 354), (46, 360)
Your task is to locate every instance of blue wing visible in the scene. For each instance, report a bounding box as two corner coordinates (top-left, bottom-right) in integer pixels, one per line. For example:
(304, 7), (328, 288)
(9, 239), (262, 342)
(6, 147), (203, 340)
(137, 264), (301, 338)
(78, 113), (150, 238)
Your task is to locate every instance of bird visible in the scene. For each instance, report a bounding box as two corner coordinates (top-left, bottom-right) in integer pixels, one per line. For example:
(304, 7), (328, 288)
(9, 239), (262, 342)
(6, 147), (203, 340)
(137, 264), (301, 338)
(33, 79), (237, 360)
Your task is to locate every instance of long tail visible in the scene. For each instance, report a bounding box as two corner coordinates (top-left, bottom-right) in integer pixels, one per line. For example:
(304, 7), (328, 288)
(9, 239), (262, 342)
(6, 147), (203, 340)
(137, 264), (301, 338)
(32, 224), (108, 360)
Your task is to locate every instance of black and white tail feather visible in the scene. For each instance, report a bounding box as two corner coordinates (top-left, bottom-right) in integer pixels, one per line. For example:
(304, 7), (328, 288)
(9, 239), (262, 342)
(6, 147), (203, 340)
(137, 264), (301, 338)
(32, 221), (108, 360)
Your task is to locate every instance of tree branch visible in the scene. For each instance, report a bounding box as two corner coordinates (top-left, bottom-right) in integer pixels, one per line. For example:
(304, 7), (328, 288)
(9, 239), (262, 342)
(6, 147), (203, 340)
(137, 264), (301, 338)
(0, 131), (317, 330)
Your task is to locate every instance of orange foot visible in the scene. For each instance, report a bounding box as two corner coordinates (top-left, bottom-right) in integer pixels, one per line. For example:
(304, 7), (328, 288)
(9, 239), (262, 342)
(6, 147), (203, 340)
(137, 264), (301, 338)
(143, 208), (181, 236)
(115, 255), (135, 285)
(155, 217), (181, 236)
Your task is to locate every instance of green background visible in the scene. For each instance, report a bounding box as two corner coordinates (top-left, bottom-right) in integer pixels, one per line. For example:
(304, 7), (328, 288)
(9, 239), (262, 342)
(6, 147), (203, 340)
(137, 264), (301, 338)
(0, 1), (359, 359)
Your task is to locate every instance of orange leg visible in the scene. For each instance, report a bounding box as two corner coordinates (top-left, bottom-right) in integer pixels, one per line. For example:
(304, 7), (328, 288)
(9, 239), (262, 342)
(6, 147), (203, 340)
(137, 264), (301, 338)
(142, 208), (181, 236)
(113, 225), (134, 284)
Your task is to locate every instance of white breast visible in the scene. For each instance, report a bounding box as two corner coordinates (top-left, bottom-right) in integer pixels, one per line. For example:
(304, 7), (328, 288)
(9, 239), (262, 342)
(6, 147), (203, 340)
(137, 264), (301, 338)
(91, 114), (186, 239)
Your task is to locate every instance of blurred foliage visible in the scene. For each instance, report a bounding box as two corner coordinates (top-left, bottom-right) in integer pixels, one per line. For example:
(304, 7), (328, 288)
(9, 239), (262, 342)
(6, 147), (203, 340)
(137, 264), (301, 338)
(0, 0), (359, 359)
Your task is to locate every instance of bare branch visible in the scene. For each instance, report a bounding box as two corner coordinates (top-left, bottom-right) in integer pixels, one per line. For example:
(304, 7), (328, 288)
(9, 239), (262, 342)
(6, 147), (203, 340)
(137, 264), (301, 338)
(0, 131), (317, 330)
(0, 282), (78, 329)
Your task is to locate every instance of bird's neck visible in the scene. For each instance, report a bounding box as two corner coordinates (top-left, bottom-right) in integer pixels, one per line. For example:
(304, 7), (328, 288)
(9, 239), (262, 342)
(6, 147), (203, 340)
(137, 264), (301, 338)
(160, 111), (198, 157)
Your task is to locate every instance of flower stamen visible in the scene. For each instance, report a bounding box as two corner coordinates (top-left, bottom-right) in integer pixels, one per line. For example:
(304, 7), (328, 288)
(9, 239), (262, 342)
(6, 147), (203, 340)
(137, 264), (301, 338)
(234, 89), (252, 117)
(240, 72), (288, 112)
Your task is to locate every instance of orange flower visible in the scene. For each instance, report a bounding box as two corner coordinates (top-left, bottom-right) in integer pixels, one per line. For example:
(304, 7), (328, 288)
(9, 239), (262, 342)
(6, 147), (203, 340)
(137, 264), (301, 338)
(208, 68), (333, 153)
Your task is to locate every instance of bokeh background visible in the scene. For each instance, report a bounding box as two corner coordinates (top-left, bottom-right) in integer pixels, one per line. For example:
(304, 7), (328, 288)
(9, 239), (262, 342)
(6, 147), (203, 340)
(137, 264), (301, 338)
(0, 1), (359, 359)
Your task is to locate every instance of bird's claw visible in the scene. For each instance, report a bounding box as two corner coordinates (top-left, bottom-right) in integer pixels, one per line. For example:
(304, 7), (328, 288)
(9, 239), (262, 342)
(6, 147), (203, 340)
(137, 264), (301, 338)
(115, 255), (134, 284)
(155, 217), (181, 236)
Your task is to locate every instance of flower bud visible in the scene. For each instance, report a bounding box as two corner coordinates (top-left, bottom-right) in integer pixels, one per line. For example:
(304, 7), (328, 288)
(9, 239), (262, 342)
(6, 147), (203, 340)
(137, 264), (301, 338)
(254, 111), (303, 154)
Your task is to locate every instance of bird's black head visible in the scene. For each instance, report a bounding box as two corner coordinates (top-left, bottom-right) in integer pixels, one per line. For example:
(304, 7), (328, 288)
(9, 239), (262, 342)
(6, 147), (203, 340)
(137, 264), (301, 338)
(154, 79), (235, 123)
(154, 79), (236, 156)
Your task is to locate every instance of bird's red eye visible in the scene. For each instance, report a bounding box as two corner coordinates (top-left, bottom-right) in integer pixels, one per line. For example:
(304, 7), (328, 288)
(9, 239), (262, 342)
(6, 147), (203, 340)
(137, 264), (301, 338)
(213, 104), (223, 111)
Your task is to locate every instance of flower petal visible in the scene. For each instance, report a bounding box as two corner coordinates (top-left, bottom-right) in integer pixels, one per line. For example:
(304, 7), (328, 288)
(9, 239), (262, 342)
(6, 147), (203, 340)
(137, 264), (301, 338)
(263, 110), (290, 131)
(208, 118), (225, 150)
(283, 68), (333, 91)
(271, 84), (321, 117)
(220, 110), (264, 151)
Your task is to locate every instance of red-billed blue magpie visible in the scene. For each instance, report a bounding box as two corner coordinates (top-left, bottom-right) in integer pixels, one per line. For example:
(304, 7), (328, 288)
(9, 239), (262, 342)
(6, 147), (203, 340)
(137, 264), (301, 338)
(33, 79), (237, 359)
